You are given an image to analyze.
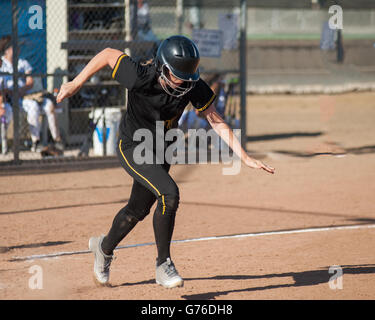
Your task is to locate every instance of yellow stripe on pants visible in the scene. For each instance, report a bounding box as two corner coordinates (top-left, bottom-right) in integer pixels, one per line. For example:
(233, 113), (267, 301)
(118, 140), (166, 215)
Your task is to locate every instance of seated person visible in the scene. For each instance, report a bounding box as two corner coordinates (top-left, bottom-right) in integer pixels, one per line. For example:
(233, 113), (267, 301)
(0, 38), (63, 152)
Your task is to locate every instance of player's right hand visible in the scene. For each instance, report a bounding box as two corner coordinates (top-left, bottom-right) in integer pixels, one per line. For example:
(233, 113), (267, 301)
(56, 81), (81, 104)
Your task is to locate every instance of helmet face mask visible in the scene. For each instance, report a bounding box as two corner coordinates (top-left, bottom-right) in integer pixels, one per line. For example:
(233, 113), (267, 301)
(156, 35), (200, 97)
(159, 64), (196, 97)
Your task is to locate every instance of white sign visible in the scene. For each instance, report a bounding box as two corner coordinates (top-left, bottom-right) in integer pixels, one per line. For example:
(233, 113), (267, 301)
(192, 29), (222, 58)
(218, 13), (238, 50)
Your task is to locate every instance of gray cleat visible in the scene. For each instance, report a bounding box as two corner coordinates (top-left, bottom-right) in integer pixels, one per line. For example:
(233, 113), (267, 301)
(88, 235), (113, 286)
(155, 258), (184, 289)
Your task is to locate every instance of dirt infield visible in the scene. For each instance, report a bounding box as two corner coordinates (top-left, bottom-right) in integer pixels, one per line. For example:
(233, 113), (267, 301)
(1, 92), (375, 300)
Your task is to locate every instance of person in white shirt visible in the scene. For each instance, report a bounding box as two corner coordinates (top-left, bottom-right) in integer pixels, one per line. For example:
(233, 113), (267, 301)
(0, 40), (62, 152)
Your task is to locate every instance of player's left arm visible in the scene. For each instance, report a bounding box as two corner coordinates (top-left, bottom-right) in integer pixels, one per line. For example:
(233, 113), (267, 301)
(202, 104), (275, 174)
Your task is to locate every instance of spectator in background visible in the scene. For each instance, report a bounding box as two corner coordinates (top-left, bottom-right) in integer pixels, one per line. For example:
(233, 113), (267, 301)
(0, 37), (63, 152)
(320, 21), (336, 51)
(0, 57), (12, 132)
(137, 0), (151, 32)
(179, 73), (225, 129)
(131, 0), (160, 61)
(187, 0), (203, 31)
(320, 21), (344, 63)
(136, 0), (159, 42)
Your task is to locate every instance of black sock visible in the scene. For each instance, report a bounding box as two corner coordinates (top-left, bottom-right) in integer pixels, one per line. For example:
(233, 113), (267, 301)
(153, 204), (176, 266)
(101, 206), (139, 256)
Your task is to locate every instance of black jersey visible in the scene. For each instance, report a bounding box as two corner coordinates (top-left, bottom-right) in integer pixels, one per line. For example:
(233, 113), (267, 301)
(112, 53), (216, 148)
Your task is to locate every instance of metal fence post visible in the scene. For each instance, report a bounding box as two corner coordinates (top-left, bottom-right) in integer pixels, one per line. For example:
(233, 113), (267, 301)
(239, 0), (247, 152)
(176, 0), (183, 34)
(11, 0), (20, 163)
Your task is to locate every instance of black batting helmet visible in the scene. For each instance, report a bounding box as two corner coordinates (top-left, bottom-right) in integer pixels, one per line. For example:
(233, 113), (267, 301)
(156, 35), (200, 97)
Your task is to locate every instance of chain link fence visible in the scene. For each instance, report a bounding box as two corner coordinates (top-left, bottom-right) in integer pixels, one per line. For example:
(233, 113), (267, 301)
(1, 0), (375, 166)
(0, 0), (244, 165)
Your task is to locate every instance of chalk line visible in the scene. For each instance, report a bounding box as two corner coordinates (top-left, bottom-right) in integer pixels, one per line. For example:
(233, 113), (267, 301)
(9, 223), (375, 262)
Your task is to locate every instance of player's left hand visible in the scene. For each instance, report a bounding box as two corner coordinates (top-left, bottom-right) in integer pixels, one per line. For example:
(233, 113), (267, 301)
(244, 157), (275, 174)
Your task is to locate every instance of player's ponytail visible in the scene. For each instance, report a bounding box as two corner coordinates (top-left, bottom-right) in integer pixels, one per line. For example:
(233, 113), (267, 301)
(140, 58), (154, 66)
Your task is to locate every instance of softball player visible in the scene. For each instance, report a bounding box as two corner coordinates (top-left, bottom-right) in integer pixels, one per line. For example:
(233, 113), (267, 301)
(57, 36), (275, 289)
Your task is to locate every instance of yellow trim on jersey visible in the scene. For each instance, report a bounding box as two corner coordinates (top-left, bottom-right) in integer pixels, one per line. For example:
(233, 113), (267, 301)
(197, 94), (216, 112)
(118, 140), (166, 215)
(112, 54), (128, 79)
(161, 195), (166, 215)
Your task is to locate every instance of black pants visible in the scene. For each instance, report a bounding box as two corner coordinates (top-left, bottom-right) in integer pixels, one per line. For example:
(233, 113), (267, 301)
(101, 138), (180, 266)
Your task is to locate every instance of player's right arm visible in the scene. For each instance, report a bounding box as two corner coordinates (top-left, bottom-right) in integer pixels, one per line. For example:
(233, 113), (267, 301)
(56, 48), (123, 104)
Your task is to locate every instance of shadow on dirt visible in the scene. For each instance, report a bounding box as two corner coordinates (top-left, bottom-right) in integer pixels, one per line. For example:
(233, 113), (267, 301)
(180, 264), (375, 300)
(247, 131), (323, 142)
(114, 264), (375, 299)
(181, 201), (375, 223)
(0, 184), (130, 197)
(0, 199), (129, 215)
(272, 144), (375, 158)
(0, 240), (72, 254)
